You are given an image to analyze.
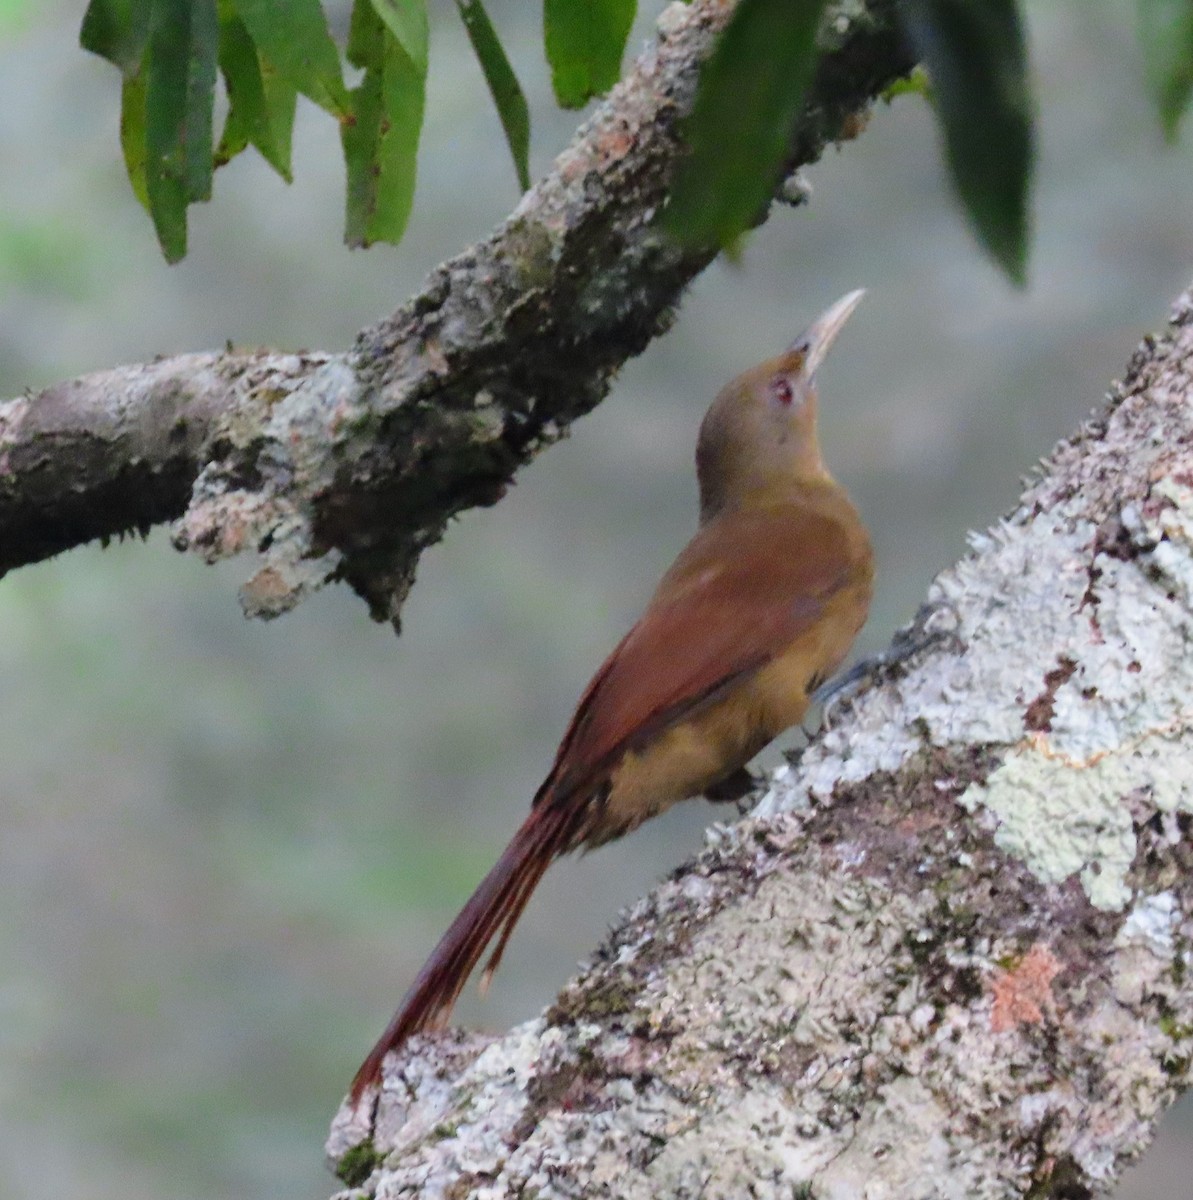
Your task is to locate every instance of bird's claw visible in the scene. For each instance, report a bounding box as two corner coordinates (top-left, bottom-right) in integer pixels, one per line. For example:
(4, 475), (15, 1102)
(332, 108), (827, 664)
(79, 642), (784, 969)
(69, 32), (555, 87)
(704, 765), (764, 810)
(811, 601), (962, 725)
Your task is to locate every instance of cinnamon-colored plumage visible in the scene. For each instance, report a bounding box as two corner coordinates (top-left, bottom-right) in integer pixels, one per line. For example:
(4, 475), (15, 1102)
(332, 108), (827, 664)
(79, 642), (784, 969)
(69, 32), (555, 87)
(349, 291), (874, 1104)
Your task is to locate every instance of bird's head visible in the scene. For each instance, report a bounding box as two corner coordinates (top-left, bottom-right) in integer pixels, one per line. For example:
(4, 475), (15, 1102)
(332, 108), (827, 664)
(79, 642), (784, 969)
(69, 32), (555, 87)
(696, 289), (865, 523)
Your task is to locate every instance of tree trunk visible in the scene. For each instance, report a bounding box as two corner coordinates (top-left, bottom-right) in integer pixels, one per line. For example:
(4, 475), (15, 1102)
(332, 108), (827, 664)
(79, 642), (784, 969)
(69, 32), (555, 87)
(326, 285), (1193, 1200)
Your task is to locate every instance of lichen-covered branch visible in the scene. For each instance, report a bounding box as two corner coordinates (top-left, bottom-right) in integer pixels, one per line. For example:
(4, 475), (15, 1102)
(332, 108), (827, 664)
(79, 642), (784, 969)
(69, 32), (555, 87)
(0, 0), (913, 627)
(326, 287), (1193, 1198)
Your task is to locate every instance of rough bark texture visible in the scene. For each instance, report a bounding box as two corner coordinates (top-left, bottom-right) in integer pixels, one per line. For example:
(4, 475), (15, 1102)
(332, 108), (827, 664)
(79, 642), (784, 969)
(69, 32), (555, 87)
(326, 288), (1193, 1199)
(0, 0), (913, 628)
(0, 352), (244, 568)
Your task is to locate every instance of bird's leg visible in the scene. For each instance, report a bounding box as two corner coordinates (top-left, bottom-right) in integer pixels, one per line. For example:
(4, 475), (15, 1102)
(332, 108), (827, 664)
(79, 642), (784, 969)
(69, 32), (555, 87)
(811, 602), (962, 725)
(704, 765), (763, 806)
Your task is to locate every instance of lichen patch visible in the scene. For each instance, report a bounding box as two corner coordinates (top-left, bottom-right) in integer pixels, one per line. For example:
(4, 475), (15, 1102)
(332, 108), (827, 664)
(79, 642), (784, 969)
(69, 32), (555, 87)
(989, 944), (1060, 1032)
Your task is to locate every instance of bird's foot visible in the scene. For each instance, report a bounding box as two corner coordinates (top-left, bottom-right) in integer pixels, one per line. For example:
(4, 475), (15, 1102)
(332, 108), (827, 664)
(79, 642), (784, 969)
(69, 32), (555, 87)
(704, 765), (765, 815)
(811, 602), (962, 724)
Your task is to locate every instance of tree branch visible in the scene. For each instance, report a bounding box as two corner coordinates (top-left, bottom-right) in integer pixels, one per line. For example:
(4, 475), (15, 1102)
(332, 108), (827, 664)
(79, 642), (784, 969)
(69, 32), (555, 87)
(0, 352), (235, 568)
(0, 0), (913, 627)
(326, 284), (1193, 1199)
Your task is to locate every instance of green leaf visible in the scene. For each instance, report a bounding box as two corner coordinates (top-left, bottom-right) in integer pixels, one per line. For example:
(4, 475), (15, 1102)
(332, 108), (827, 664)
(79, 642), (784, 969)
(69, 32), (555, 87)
(80, 0), (151, 75)
(901, 0), (1034, 286)
(143, 0), (219, 262)
(457, 0), (531, 191)
(342, 2), (427, 247)
(233, 0), (349, 116)
(664, 0), (826, 249)
(259, 64), (298, 173)
(120, 67), (150, 210)
(544, 0), (636, 108)
(1138, 0), (1193, 141)
(369, 0), (429, 72)
(216, 12), (296, 179)
(348, 0), (379, 69)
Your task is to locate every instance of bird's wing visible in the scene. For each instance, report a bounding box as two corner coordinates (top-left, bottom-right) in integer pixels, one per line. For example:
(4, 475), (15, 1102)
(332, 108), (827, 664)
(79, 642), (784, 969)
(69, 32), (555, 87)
(539, 502), (864, 805)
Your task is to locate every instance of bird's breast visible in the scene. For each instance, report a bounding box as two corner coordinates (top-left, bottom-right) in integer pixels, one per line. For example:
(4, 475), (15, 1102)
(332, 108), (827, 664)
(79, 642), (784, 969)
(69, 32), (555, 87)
(585, 570), (870, 849)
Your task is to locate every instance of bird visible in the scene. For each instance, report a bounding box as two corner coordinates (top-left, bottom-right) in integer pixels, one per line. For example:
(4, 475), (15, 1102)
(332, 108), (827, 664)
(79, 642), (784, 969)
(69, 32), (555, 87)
(348, 290), (874, 1105)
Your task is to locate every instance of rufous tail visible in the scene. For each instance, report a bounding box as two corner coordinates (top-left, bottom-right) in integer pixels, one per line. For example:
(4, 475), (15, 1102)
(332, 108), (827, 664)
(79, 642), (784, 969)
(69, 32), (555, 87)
(348, 802), (577, 1104)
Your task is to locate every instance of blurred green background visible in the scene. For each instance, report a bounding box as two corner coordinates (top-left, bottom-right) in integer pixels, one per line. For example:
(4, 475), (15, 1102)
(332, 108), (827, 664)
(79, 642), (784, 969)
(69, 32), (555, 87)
(0, 2), (1190, 1198)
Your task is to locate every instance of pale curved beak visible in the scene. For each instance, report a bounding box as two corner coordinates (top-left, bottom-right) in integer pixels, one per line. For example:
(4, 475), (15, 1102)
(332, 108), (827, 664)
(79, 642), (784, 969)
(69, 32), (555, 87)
(789, 288), (866, 377)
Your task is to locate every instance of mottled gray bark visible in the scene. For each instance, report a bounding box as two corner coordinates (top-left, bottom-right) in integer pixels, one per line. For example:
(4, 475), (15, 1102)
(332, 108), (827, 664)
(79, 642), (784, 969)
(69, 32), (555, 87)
(0, 0), (912, 628)
(326, 289), (1193, 1199)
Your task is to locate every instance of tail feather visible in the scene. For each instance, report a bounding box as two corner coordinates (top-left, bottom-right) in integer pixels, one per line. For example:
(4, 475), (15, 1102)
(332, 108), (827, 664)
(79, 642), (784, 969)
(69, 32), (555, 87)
(348, 803), (576, 1104)
(480, 844), (555, 991)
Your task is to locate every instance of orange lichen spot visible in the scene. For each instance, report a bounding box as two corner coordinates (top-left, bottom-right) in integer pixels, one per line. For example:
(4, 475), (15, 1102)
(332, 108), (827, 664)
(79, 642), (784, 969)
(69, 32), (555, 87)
(243, 565), (292, 608)
(212, 508), (249, 556)
(595, 123), (634, 164)
(838, 110), (871, 142)
(990, 943), (1061, 1032)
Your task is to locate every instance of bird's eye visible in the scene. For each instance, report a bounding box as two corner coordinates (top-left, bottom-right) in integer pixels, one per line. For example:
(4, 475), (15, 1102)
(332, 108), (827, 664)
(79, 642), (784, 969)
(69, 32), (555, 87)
(770, 376), (795, 406)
